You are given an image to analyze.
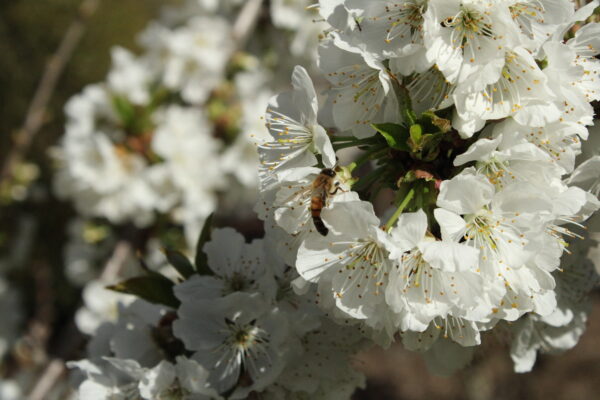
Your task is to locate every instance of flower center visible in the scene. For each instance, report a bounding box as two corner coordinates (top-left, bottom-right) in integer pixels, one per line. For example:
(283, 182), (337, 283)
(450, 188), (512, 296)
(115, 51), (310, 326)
(478, 157), (512, 187)
(381, 1), (426, 43)
(464, 210), (500, 252)
(224, 272), (250, 294)
(443, 6), (495, 50)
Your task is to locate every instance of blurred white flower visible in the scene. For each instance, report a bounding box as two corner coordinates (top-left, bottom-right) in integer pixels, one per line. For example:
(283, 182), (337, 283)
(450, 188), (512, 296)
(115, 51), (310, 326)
(139, 16), (234, 104)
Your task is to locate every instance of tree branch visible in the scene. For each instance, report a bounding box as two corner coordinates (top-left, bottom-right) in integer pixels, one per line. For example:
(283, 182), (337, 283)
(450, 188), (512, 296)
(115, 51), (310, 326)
(0, 0), (102, 185)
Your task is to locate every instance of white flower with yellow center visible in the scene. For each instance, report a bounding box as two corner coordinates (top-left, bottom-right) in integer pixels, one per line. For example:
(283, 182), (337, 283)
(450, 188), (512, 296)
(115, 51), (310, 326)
(399, 65), (455, 114)
(139, 16), (234, 104)
(540, 39), (599, 127)
(508, 0), (575, 53)
(174, 228), (273, 300)
(435, 170), (561, 319)
(384, 209), (486, 332)
(319, 35), (400, 138)
(173, 292), (289, 397)
(452, 47), (557, 138)
(296, 200), (396, 328)
(342, 0), (429, 62)
(510, 238), (599, 373)
(424, 0), (520, 87)
(493, 117), (586, 175)
(453, 133), (560, 190)
(436, 170), (546, 271)
(258, 66), (336, 178)
(567, 22), (600, 94)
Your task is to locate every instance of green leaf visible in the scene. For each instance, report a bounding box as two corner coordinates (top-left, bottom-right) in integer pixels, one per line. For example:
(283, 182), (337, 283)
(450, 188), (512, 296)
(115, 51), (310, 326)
(409, 124), (423, 144)
(107, 275), (180, 308)
(111, 95), (136, 131)
(371, 123), (410, 151)
(404, 108), (417, 126)
(164, 249), (195, 279)
(194, 213), (214, 275)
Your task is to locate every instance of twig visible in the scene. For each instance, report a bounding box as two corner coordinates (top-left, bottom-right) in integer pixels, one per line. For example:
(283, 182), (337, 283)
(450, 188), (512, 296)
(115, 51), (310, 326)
(100, 240), (132, 282)
(27, 359), (66, 400)
(24, 240), (131, 399)
(0, 0), (102, 185)
(232, 0), (265, 49)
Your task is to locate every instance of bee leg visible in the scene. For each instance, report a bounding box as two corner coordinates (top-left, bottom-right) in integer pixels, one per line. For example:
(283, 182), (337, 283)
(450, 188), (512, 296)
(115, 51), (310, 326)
(329, 182), (347, 195)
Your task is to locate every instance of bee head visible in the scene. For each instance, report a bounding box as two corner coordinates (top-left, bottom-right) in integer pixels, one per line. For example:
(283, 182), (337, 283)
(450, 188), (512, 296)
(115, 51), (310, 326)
(320, 168), (336, 177)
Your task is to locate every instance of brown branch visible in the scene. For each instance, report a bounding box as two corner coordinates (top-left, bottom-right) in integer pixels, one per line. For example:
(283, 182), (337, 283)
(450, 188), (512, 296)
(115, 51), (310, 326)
(24, 240), (132, 399)
(27, 359), (67, 400)
(232, 0), (265, 50)
(0, 0), (102, 185)
(100, 240), (132, 282)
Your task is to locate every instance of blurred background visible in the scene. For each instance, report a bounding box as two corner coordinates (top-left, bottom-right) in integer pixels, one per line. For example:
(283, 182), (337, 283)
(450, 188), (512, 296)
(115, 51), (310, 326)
(1, 0), (600, 399)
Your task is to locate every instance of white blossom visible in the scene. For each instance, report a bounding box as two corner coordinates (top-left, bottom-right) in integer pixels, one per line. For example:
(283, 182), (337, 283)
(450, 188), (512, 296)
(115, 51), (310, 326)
(259, 66), (336, 177)
(173, 292), (290, 396)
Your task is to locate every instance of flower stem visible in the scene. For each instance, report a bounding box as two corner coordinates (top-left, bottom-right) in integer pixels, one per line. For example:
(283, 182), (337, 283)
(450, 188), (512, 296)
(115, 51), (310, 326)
(384, 188), (415, 232)
(331, 136), (380, 150)
(333, 141), (365, 150)
(330, 135), (359, 142)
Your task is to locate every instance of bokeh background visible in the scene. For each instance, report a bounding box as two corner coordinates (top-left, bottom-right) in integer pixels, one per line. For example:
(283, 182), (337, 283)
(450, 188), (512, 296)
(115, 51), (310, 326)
(1, 1), (600, 398)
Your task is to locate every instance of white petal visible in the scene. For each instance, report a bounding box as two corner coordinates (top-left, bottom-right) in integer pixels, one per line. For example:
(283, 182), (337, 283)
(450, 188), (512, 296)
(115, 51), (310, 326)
(454, 136), (502, 166)
(312, 125), (336, 168)
(434, 208), (467, 242)
(389, 210), (428, 253)
(437, 171), (494, 214)
(419, 241), (479, 272)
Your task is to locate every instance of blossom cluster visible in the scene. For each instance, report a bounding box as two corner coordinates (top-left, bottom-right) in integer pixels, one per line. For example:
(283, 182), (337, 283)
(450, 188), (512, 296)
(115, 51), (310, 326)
(70, 226), (367, 399)
(61, 1), (369, 398)
(65, 0), (600, 398)
(52, 0), (324, 246)
(256, 0), (600, 374)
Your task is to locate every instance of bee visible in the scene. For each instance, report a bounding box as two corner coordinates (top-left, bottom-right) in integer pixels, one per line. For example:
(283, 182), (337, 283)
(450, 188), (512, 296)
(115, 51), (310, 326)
(311, 168), (341, 236)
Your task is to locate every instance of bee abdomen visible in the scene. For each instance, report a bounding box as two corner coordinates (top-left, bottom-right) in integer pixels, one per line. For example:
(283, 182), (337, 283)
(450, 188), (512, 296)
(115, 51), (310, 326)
(310, 197), (323, 216)
(310, 194), (328, 235)
(312, 216), (329, 236)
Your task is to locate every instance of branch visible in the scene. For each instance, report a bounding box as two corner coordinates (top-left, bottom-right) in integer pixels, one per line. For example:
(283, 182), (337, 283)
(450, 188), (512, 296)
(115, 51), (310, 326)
(27, 359), (66, 400)
(100, 240), (132, 282)
(232, 0), (265, 50)
(0, 0), (102, 185)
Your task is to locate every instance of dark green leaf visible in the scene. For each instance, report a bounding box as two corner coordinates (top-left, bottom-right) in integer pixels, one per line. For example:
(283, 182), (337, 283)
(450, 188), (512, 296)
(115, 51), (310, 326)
(107, 275), (180, 308)
(421, 133), (444, 161)
(371, 123), (410, 151)
(164, 249), (195, 279)
(194, 213), (214, 275)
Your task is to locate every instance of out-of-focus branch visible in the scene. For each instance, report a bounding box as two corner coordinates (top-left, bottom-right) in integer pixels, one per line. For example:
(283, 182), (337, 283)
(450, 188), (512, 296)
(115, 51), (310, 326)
(232, 0), (264, 49)
(25, 240), (132, 399)
(100, 240), (132, 282)
(0, 0), (102, 185)
(28, 359), (66, 400)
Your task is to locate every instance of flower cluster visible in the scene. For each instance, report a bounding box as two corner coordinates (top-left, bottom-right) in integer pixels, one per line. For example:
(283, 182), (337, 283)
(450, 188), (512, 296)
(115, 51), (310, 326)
(256, 0), (600, 373)
(70, 226), (367, 399)
(66, 0), (600, 398)
(52, 0), (324, 246)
